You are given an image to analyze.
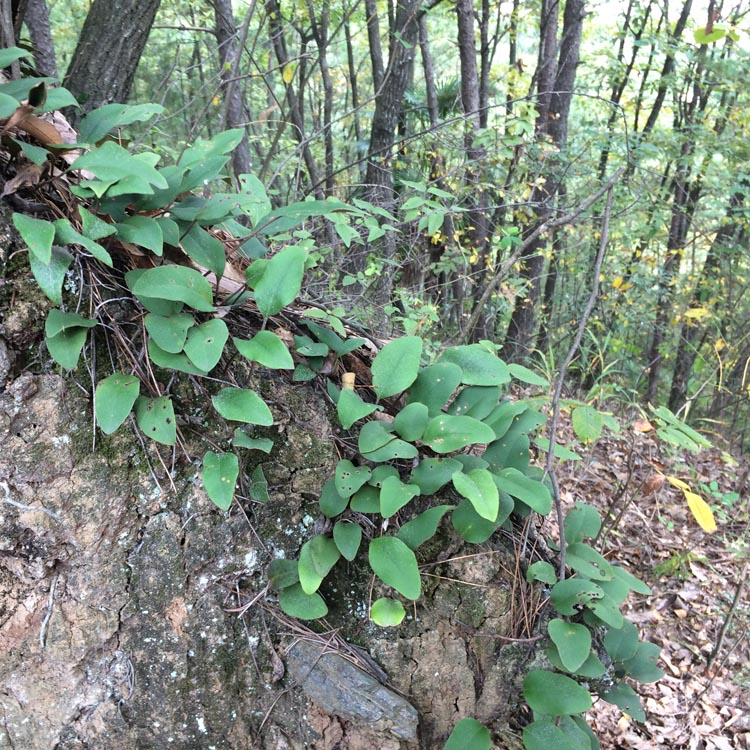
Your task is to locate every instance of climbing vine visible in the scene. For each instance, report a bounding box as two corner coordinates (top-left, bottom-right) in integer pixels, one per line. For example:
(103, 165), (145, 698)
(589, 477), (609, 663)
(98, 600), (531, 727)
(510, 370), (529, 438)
(2, 51), (665, 750)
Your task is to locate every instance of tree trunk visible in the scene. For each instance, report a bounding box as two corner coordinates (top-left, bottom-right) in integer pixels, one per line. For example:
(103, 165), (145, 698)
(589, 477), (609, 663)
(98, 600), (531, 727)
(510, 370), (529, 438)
(668, 189), (744, 413)
(347, 0), (420, 330)
(63, 0), (162, 123)
(24, 0), (57, 78)
(213, 0), (252, 184)
(502, 0), (585, 363)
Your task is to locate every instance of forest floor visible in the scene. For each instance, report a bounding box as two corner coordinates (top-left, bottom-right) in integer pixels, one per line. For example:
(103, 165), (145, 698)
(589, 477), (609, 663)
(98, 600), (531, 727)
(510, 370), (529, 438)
(548, 410), (750, 750)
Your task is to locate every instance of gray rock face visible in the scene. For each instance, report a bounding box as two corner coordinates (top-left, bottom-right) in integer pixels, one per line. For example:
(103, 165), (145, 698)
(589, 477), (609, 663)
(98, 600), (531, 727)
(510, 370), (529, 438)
(287, 639), (419, 740)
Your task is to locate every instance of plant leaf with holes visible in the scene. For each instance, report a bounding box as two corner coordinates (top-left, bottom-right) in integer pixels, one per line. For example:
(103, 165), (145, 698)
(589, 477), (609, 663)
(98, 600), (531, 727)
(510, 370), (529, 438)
(620, 641), (664, 682)
(551, 578), (605, 615)
(369, 537), (421, 600)
(183, 319), (228, 371)
(371, 336), (423, 398)
(134, 395), (176, 445)
(202, 451), (239, 510)
(335, 460), (371, 498)
(212, 387), (273, 425)
(566, 542), (615, 581)
(380, 476), (419, 517)
(600, 683), (646, 722)
(370, 597), (405, 627)
(233, 330), (294, 369)
(95, 373), (141, 434)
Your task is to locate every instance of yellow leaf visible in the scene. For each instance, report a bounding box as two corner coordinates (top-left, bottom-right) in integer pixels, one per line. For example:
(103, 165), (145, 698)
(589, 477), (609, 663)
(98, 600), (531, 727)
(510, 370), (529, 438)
(714, 339), (725, 352)
(613, 276), (623, 289)
(665, 475), (691, 491)
(282, 62), (295, 84)
(684, 306), (709, 320)
(684, 491), (717, 533)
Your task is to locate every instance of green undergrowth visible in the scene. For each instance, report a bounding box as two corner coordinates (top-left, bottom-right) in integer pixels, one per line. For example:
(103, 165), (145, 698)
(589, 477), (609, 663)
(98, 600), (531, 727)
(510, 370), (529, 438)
(1, 52), (673, 750)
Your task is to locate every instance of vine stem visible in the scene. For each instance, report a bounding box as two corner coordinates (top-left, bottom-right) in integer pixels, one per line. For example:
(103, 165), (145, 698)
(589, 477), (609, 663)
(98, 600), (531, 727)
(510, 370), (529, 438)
(545, 183), (616, 580)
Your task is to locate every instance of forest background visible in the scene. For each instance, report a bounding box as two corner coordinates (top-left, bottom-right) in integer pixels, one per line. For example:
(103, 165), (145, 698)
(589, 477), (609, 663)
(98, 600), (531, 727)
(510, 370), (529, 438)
(9, 0), (750, 446)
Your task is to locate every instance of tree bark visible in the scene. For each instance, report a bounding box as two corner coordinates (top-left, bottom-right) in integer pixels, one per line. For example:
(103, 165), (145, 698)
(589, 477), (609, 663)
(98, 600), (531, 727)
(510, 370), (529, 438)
(502, 0), (585, 363)
(63, 0), (162, 124)
(24, 0), (57, 78)
(346, 0), (419, 330)
(213, 0), (252, 184)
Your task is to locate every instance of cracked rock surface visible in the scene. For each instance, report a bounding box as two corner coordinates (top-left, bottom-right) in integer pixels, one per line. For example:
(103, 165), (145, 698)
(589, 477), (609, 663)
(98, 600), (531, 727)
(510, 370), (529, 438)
(0, 371), (530, 750)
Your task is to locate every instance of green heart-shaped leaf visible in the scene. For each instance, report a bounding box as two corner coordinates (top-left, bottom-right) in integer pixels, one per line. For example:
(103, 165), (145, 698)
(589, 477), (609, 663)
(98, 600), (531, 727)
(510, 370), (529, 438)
(145, 312), (194, 353)
(95, 373), (140, 434)
(298, 534), (341, 594)
(233, 330), (294, 369)
(202, 451), (239, 509)
(135, 395), (176, 445)
(333, 521), (362, 561)
(369, 537), (421, 600)
(183, 318), (228, 371)
(212, 387), (273, 425)
(370, 597), (405, 627)
(371, 336), (423, 398)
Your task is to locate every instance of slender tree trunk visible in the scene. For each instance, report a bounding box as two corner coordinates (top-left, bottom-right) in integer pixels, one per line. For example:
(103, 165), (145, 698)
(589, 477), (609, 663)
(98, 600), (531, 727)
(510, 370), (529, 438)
(213, 0), (252, 183)
(63, 0), (162, 123)
(24, 0), (57, 78)
(346, 0), (419, 329)
(265, 0), (324, 199)
(669, 188), (745, 412)
(502, 0), (585, 362)
(307, 0), (335, 195)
